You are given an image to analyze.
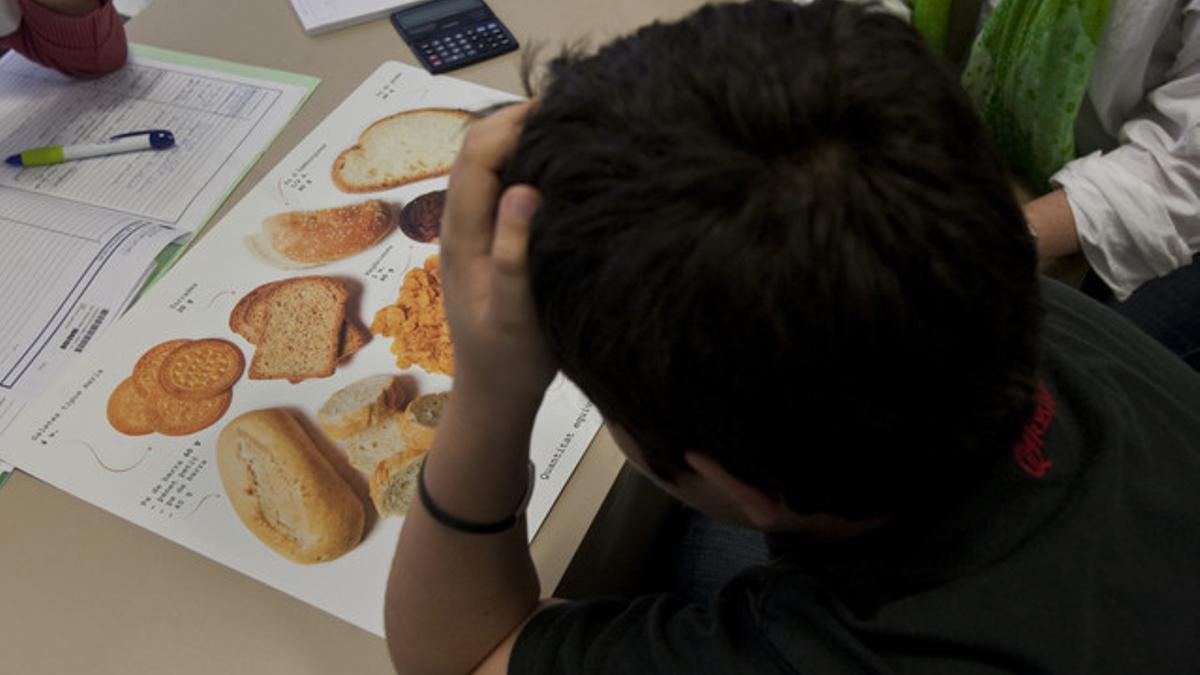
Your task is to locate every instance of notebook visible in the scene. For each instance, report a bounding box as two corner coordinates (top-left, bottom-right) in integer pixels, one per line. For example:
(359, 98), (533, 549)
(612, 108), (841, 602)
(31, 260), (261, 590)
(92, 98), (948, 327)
(289, 0), (420, 35)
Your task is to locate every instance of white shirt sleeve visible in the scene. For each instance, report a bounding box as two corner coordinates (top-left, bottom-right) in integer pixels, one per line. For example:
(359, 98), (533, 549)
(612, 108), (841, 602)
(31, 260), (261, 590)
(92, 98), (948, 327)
(0, 0), (22, 38)
(1052, 2), (1200, 300)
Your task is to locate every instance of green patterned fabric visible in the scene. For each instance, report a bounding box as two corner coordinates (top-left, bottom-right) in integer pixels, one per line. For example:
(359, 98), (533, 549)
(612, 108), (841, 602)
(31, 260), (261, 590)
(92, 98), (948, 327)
(912, 0), (953, 57)
(913, 0), (1113, 192)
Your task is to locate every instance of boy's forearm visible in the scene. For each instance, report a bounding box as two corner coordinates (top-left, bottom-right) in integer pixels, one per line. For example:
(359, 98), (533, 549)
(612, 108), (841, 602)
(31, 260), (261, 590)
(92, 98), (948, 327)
(384, 379), (544, 675)
(1024, 189), (1081, 259)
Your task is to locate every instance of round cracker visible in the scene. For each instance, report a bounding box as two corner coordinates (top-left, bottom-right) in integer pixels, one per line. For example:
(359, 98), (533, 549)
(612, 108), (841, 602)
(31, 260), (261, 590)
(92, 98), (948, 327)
(107, 377), (158, 436)
(132, 339), (191, 396)
(159, 338), (245, 400)
(155, 390), (232, 436)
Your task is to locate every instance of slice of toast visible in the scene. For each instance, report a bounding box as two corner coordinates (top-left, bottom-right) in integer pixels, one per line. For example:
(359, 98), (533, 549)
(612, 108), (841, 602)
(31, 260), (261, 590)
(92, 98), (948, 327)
(248, 277), (347, 382)
(332, 108), (472, 193)
(230, 280), (284, 343)
(338, 321), (369, 361)
(232, 282), (366, 361)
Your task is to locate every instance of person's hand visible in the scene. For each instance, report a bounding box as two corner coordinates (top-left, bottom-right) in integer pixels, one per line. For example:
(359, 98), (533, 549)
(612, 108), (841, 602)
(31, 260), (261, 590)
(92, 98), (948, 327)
(441, 100), (556, 406)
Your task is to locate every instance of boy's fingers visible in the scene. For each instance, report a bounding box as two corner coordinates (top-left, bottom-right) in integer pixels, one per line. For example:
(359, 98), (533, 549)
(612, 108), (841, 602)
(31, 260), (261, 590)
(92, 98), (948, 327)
(489, 185), (542, 318)
(442, 100), (536, 264)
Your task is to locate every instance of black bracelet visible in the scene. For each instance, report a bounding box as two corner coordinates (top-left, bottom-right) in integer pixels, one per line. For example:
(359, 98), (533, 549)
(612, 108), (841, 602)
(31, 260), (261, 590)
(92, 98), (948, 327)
(417, 458), (535, 535)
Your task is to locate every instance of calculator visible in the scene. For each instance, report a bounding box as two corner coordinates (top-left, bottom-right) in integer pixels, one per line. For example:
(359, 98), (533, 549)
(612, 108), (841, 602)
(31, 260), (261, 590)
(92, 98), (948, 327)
(390, 0), (518, 74)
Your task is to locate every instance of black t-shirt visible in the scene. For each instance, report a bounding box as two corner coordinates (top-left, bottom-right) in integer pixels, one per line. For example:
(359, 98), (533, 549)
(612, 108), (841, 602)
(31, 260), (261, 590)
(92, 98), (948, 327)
(510, 279), (1200, 674)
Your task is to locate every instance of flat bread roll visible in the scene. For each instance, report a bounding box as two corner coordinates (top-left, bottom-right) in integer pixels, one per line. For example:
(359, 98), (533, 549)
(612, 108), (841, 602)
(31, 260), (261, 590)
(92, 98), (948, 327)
(217, 409), (365, 564)
(331, 108), (471, 193)
(244, 200), (395, 269)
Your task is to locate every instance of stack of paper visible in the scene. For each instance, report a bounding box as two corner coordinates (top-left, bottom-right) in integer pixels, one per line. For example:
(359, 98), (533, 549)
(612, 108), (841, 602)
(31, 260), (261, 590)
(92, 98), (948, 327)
(289, 0), (419, 35)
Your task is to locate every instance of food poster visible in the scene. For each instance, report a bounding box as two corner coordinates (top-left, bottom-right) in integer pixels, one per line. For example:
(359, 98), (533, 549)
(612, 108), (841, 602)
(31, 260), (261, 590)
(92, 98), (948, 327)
(0, 63), (602, 636)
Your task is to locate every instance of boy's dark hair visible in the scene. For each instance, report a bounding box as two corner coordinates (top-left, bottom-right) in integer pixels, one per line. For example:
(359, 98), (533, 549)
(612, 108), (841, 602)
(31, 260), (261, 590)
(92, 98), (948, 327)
(504, 0), (1041, 519)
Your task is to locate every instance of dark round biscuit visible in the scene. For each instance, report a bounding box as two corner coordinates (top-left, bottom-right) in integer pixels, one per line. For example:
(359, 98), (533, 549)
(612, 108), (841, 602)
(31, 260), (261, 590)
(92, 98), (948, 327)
(399, 190), (445, 243)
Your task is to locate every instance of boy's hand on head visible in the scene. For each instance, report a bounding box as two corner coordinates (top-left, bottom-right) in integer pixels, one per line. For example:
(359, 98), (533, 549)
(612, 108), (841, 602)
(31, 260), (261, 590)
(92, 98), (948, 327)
(441, 100), (556, 407)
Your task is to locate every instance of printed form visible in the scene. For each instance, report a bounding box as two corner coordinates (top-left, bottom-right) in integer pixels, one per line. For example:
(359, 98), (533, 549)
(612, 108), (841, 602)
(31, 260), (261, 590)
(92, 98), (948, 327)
(0, 46), (316, 438)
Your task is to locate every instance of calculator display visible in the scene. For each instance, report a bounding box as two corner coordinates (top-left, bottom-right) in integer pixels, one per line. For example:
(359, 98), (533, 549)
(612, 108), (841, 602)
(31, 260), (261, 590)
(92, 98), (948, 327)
(393, 0), (483, 29)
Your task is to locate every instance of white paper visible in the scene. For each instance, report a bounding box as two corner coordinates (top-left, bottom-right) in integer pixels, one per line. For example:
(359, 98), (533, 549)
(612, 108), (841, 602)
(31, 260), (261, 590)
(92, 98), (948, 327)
(0, 63), (601, 635)
(289, 0), (419, 35)
(0, 50), (310, 434)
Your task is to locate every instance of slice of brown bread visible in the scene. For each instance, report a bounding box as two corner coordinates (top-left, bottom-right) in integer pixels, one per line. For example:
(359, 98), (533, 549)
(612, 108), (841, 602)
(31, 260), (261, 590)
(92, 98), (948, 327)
(338, 321), (369, 361)
(230, 281), (284, 343)
(232, 281), (364, 361)
(248, 277), (347, 382)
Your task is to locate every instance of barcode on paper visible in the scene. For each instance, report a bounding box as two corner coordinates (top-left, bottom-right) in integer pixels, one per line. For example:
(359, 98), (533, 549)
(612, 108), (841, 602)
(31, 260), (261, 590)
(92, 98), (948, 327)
(74, 308), (110, 353)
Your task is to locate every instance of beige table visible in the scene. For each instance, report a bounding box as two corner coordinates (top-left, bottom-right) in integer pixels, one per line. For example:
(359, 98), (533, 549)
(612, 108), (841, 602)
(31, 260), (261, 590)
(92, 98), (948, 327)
(0, 1), (700, 672)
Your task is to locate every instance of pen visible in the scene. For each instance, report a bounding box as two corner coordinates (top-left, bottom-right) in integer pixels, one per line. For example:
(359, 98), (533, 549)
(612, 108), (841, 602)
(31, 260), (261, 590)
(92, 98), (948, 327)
(5, 129), (176, 167)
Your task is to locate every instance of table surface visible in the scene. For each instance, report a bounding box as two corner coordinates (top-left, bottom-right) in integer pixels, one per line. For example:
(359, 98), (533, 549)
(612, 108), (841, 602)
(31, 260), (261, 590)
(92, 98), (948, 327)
(0, 0), (702, 671)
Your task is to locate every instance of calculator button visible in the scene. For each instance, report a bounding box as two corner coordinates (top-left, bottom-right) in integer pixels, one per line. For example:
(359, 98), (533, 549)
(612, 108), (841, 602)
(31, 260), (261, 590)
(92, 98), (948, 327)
(487, 22), (497, 28)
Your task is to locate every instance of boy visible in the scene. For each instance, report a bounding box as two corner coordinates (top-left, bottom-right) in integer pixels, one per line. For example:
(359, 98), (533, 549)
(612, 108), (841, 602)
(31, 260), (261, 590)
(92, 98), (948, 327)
(385, 1), (1200, 673)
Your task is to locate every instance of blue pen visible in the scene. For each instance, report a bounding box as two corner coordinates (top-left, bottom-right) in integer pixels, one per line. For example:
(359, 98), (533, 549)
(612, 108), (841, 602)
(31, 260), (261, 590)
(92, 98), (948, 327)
(5, 130), (175, 167)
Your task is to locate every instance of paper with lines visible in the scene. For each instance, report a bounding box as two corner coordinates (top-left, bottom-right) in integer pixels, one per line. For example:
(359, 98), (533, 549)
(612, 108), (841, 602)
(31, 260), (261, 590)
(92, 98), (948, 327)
(0, 46), (315, 439)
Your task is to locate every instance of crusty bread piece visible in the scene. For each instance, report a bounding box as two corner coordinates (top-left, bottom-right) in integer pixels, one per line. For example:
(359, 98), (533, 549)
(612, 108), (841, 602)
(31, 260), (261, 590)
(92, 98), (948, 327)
(369, 449), (427, 518)
(331, 108), (471, 193)
(244, 200), (396, 269)
(248, 277), (347, 382)
(398, 391), (449, 452)
(341, 414), (407, 474)
(318, 374), (409, 441)
(216, 409), (365, 564)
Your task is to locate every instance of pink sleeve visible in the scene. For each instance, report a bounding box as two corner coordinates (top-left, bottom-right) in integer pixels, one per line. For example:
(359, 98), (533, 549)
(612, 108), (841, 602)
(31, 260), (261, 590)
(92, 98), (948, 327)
(0, 0), (127, 78)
